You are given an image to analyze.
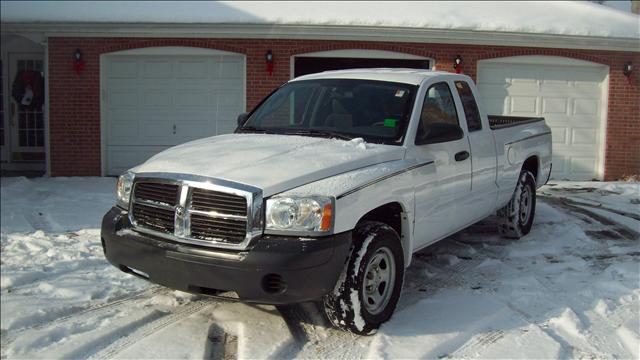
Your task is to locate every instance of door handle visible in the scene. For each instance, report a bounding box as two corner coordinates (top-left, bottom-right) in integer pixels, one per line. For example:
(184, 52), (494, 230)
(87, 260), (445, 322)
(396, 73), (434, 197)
(173, 124), (176, 134)
(455, 151), (470, 161)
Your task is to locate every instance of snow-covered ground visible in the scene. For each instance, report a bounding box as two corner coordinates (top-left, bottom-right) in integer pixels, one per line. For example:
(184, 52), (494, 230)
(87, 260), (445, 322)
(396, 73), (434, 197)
(1, 176), (638, 359)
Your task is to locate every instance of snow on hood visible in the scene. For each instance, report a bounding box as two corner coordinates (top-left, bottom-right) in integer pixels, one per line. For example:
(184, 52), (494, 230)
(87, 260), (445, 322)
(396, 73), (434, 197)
(132, 134), (405, 196)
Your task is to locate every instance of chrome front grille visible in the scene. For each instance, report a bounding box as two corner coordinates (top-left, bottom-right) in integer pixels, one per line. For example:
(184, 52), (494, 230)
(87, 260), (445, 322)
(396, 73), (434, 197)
(190, 213), (246, 243)
(132, 203), (175, 233)
(128, 174), (263, 250)
(134, 182), (179, 206)
(191, 188), (247, 216)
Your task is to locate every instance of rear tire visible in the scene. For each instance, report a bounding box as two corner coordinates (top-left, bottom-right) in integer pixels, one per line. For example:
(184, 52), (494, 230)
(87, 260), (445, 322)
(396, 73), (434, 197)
(323, 221), (404, 335)
(498, 170), (537, 238)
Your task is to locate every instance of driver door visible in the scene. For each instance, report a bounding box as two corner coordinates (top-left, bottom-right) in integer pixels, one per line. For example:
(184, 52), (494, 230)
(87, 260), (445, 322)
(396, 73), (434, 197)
(410, 81), (472, 247)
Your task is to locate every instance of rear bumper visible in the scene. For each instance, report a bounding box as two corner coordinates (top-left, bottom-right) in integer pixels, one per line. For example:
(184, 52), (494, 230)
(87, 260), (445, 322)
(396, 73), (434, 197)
(101, 207), (351, 305)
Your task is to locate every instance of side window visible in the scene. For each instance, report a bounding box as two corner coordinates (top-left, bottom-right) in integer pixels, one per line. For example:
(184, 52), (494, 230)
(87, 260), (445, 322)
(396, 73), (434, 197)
(455, 81), (482, 132)
(415, 82), (461, 145)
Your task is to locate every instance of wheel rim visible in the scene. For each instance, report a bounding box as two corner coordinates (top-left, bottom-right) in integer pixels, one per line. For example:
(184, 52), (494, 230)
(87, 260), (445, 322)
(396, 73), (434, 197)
(362, 247), (396, 315)
(519, 185), (533, 224)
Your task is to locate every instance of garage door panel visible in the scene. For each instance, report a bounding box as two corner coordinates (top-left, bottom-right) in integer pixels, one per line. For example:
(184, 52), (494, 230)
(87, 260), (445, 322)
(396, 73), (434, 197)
(142, 91), (172, 108)
(217, 121), (237, 135)
(108, 90), (139, 108)
(219, 59), (243, 78)
(571, 129), (598, 145)
(142, 60), (173, 79)
(573, 98), (599, 116)
(105, 53), (245, 175)
(570, 157), (598, 180)
(551, 127), (568, 145)
(477, 67), (508, 84)
(176, 60), (209, 78)
(509, 96), (538, 114)
(507, 82), (539, 94)
(109, 60), (138, 79)
(482, 97), (506, 115)
(139, 118), (174, 139)
(174, 90), (211, 109)
(108, 146), (172, 175)
(542, 97), (569, 115)
(478, 60), (605, 180)
(109, 118), (139, 140)
(552, 156), (566, 173)
(217, 90), (243, 112)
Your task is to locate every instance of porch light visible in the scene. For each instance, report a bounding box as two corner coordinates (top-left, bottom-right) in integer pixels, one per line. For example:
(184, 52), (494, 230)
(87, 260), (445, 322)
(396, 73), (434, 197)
(266, 50), (274, 76)
(453, 55), (462, 74)
(623, 62), (633, 77)
(73, 48), (85, 75)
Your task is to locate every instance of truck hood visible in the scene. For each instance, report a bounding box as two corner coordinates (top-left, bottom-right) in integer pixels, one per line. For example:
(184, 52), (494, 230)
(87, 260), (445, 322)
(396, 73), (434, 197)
(133, 134), (405, 196)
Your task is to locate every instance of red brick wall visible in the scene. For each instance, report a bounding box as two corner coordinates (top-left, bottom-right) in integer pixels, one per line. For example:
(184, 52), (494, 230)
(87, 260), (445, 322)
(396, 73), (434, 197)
(48, 38), (639, 179)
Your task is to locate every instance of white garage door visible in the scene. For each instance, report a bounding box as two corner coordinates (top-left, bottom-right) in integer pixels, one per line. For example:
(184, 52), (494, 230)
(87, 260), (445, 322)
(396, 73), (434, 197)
(104, 51), (244, 175)
(477, 57), (607, 180)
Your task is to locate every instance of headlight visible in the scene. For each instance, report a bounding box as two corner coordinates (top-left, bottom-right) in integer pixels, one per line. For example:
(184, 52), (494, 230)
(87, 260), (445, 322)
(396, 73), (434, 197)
(265, 196), (333, 233)
(116, 172), (134, 209)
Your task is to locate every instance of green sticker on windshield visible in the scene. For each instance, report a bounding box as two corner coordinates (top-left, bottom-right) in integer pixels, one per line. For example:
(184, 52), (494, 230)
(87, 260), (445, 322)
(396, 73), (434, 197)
(384, 118), (398, 127)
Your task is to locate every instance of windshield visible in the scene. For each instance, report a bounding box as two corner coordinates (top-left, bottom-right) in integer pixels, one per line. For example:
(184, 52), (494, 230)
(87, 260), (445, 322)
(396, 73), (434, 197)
(239, 79), (417, 145)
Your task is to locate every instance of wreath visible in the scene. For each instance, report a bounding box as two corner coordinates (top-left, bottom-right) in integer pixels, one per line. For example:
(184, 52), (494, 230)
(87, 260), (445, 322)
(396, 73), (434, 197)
(12, 70), (45, 110)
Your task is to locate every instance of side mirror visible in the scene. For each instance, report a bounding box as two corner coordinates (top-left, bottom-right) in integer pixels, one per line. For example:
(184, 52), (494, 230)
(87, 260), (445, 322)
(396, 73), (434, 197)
(417, 123), (464, 145)
(237, 112), (249, 127)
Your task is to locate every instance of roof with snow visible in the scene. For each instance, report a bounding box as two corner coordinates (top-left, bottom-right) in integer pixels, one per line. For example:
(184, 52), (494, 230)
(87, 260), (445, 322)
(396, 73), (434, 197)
(1, 1), (638, 39)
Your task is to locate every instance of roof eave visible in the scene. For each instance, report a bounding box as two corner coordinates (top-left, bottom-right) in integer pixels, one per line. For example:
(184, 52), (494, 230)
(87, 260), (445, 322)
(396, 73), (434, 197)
(1, 22), (638, 53)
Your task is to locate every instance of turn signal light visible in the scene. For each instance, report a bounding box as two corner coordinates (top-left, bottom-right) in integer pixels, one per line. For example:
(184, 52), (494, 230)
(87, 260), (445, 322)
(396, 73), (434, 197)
(319, 203), (333, 231)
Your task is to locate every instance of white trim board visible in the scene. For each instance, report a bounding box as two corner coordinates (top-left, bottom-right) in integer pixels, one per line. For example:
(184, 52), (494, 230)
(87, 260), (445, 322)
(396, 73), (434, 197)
(2, 23), (639, 53)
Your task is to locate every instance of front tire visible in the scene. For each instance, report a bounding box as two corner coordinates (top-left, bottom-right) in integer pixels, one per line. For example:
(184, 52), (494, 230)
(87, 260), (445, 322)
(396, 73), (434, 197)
(498, 170), (537, 238)
(323, 221), (404, 335)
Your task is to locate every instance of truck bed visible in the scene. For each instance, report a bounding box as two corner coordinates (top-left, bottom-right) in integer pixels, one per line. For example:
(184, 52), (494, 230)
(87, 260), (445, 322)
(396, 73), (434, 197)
(488, 115), (545, 130)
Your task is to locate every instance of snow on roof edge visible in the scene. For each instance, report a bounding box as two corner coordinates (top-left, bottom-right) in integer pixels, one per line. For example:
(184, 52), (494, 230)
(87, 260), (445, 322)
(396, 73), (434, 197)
(1, 1), (639, 40)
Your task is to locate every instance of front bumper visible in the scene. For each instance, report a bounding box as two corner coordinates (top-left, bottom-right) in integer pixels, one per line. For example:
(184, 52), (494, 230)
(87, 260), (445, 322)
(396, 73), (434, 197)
(100, 207), (351, 305)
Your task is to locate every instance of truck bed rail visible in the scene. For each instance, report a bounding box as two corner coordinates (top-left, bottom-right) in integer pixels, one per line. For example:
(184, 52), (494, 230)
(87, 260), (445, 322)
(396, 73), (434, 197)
(489, 115), (544, 130)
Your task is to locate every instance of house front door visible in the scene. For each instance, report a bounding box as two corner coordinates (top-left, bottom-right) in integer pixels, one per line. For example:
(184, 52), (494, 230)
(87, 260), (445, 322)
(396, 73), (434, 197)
(7, 53), (45, 167)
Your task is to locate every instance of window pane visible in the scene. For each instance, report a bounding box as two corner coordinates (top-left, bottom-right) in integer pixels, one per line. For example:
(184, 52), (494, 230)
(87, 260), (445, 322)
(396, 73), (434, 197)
(28, 112), (35, 129)
(455, 81), (482, 132)
(36, 113), (44, 129)
(19, 130), (27, 146)
(416, 82), (460, 143)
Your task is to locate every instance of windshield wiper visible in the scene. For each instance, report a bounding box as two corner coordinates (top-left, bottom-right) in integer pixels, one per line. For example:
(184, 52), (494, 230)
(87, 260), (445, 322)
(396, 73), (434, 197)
(236, 126), (274, 134)
(282, 129), (354, 141)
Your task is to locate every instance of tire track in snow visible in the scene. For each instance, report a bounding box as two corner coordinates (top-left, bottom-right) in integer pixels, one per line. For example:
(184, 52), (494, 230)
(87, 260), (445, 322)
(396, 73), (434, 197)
(88, 298), (215, 360)
(276, 240), (501, 360)
(444, 329), (505, 359)
(276, 302), (370, 360)
(471, 239), (632, 359)
(399, 241), (507, 312)
(1, 286), (166, 356)
(539, 196), (639, 240)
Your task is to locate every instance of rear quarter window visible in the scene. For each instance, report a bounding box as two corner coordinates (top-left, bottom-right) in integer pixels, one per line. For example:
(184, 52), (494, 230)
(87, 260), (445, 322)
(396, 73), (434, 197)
(455, 81), (482, 132)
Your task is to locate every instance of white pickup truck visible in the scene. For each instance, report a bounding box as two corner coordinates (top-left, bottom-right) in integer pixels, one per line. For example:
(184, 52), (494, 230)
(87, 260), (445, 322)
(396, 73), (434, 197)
(101, 69), (552, 334)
